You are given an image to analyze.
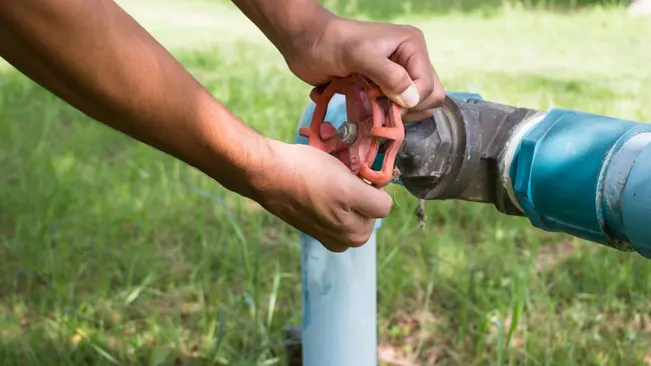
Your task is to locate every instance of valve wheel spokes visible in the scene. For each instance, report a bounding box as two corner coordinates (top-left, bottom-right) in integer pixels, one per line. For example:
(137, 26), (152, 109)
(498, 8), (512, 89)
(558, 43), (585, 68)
(298, 73), (405, 188)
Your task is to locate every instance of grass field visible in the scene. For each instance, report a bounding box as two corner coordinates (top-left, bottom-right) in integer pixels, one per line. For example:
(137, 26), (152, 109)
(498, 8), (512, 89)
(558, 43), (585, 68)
(1, 1), (651, 365)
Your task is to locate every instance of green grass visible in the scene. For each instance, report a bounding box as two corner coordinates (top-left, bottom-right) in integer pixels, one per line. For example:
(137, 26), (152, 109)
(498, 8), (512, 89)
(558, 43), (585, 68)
(1, 1), (651, 365)
(317, 0), (633, 19)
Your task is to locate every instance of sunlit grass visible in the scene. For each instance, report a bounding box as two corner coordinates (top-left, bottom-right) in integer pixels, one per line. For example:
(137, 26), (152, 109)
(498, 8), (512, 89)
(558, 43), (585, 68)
(1, 1), (650, 365)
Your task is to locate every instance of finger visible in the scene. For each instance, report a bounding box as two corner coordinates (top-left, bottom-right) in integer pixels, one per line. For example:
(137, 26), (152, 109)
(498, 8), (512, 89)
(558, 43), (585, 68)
(319, 216), (374, 250)
(348, 218), (376, 247)
(314, 80), (332, 90)
(403, 110), (433, 123)
(348, 51), (420, 109)
(398, 58), (445, 123)
(409, 70), (445, 113)
(347, 180), (394, 219)
(406, 80), (446, 115)
(322, 242), (349, 253)
(384, 102), (430, 123)
(329, 214), (376, 248)
(292, 220), (350, 253)
(406, 62), (435, 109)
(390, 28), (445, 111)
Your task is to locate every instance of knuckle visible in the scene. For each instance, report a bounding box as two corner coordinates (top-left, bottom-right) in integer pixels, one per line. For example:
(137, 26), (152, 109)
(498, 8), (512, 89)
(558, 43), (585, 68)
(432, 86), (446, 106)
(336, 186), (354, 212)
(422, 71), (436, 96)
(380, 195), (394, 217)
(323, 240), (348, 253)
(331, 208), (348, 227)
(419, 85), (435, 104)
(404, 25), (425, 39)
(349, 230), (372, 248)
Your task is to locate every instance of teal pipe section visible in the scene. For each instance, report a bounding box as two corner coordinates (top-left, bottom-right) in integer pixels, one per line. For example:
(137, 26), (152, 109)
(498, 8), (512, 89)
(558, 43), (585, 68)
(444, 92), (483, 101)
(621, 143), (651, 258)
(510, 109), (651, 257)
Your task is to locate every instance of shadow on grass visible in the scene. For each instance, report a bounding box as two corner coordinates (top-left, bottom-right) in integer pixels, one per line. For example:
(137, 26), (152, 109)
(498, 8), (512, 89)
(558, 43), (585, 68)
(1, 45), (649, 365)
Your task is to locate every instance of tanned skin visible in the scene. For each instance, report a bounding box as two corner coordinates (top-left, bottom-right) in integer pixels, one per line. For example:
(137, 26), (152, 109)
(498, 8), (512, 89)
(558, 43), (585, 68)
(0, 0), (444, 252)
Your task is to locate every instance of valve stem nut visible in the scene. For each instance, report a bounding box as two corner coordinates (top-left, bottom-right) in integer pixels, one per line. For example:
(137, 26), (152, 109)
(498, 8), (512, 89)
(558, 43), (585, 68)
(337, 121), (358, 145)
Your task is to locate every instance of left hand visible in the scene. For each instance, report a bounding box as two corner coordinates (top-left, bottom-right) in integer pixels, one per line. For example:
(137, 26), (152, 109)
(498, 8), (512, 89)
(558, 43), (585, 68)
(281, 14), (446, 122)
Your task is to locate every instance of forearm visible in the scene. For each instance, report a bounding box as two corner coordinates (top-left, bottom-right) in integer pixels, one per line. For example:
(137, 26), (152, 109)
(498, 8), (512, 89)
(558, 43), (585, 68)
(230, 0), (335, 56)
(0, 0), (269, 199)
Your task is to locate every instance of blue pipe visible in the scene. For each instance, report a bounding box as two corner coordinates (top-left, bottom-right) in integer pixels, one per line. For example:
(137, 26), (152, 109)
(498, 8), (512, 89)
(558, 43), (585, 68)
(509, 109), (651, 258)
(299, 233), (377, 366)
(295, 93), (380, 366)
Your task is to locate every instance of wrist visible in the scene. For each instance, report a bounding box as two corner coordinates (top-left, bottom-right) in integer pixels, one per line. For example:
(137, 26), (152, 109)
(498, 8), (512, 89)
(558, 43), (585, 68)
(192, 98), (275, 202)
(232, 0), (338, 60)
(240, 138), (291, 205)
(275, 6), (338, 56)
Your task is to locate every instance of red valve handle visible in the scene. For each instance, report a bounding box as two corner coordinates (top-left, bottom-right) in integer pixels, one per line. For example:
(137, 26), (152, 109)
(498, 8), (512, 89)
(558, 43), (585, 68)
(298, 74), (405, 188)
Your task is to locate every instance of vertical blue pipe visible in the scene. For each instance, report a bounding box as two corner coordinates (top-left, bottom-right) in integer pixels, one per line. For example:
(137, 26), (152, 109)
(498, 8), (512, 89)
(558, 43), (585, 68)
(295, 94), (381, 366)
(300, 233), (377, 366)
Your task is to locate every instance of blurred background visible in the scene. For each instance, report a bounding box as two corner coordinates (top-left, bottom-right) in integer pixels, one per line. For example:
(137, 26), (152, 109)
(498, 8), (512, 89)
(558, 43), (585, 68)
(1, 0), (650, 365)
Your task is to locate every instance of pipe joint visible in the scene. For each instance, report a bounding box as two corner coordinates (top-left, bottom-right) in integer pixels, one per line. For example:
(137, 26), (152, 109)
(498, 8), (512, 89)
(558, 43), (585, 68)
(396, 95), (541, 216)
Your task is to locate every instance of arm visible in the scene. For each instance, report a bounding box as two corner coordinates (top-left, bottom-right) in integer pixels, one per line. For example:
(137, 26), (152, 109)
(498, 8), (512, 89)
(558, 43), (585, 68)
(0, 0), (266, 199)
(0, 0), (391, 252)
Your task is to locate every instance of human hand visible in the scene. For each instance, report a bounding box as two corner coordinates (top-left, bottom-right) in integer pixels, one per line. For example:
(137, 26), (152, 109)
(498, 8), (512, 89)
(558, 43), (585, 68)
(251, 139), (393, 252)
(281, 14), (445, 122)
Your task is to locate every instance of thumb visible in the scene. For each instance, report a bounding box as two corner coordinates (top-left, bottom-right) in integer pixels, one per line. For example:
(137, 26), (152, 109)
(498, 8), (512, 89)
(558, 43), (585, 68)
(352, 55), (420, 109)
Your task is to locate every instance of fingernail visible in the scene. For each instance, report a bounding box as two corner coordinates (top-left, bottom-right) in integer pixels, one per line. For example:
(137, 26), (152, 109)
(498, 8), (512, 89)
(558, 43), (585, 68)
(400, 84), (420, 108)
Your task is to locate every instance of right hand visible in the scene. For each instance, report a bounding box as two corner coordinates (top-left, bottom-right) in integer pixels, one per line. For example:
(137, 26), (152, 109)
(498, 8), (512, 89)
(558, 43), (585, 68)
(253, 139), (393, 252)
(278, 14), (445, 124)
